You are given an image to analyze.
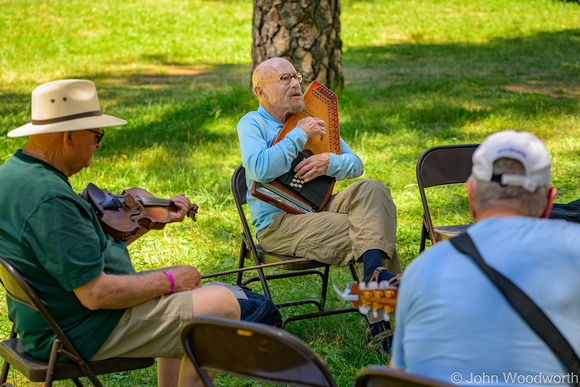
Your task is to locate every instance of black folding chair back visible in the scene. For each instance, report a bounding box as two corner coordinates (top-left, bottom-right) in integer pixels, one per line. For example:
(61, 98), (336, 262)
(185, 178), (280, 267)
(416, 144), (479, 252)
(353, 365), (455, 387)
(181, 316), (338, 387)
(231, 165), (359, 327)
(0, 256), (154, 387)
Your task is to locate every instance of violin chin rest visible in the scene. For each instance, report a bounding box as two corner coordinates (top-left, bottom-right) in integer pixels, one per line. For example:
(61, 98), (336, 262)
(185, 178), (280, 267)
(86, 182), (107, 202)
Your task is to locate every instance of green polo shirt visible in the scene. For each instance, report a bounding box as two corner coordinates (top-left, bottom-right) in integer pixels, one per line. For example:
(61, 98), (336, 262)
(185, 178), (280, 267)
(0, 150), (135, 361)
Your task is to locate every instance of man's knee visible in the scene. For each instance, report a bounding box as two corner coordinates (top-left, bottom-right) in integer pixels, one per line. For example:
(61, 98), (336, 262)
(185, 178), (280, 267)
(352, 179), (394, 202)
(362, 178), (391, 192)
(192, 285), (240, 320)
(208, 286), (241, 320)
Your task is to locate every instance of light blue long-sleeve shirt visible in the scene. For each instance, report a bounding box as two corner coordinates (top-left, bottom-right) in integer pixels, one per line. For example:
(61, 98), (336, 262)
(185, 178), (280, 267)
(237, 105), (364, 234)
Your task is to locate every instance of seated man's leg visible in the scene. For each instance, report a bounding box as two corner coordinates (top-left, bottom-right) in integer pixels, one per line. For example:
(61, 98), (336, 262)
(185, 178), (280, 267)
(258, 179), (400, 273)
(258, 210), (353, 266)
(325, 178), (401, 278)
(91, 285), (240, 387)
(326, 179), (401, 354)
(259, 179), (400, 354)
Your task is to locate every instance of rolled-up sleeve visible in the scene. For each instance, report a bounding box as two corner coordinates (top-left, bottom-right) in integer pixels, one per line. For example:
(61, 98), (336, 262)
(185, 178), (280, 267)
(326, 139), (364, 181)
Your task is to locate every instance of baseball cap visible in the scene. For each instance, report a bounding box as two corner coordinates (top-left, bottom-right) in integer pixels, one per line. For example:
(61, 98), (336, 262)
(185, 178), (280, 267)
(471, 130), (551, 192)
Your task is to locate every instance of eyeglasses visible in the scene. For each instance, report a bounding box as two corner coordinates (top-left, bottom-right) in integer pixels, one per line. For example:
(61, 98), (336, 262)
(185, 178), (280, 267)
(258, 73), (303, 86)
(87, 129), (105, 144)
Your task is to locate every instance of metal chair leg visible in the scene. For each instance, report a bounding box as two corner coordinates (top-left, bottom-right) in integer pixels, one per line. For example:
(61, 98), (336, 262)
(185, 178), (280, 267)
(0, 360), (10, 385)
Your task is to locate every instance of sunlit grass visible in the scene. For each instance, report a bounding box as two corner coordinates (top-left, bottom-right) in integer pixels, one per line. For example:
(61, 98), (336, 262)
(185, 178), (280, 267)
(1, 0), (579, 385)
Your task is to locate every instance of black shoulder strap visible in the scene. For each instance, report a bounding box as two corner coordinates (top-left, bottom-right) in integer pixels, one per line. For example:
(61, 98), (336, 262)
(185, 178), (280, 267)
(449, 232), (580, 382)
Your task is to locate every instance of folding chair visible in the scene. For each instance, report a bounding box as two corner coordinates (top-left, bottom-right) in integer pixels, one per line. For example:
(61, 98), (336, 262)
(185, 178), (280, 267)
(231, 165), (359, 327)
(181, 316), (338, 387)
(416, 144), (479, 253)
(353, 365), (455, 387)
(0, 256), (154, 387)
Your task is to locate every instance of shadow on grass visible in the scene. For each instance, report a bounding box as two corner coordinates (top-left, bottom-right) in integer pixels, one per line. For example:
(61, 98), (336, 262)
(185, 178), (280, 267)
(340, 28), (580, 141)
(2, 28), (579, 161)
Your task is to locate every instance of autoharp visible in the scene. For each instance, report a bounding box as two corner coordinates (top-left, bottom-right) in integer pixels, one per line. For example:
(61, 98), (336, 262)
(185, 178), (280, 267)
(251, 81), (341, 214)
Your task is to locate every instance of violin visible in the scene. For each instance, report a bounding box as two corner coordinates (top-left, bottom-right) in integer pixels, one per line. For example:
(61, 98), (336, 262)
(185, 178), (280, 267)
(81, 182), (198, 240)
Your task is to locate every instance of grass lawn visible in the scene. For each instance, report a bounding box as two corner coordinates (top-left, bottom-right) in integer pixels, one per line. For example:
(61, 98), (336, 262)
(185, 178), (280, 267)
(1, 0), (579, 385)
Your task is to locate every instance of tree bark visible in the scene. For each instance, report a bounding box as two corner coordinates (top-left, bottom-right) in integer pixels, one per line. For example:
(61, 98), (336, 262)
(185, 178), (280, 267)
(252, 0), (343, 90)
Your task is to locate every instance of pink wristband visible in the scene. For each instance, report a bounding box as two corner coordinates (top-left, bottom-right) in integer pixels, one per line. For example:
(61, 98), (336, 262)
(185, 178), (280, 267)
(163, 271), (175, 295)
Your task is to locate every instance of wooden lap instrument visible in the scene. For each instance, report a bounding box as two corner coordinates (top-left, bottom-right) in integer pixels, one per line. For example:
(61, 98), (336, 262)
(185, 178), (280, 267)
(251, 81), (341, 214)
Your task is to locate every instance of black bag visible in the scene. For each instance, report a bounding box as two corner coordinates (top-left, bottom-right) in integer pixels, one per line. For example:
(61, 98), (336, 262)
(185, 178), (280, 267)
(550, 199), (580, 223)
(237, 285), (282, 327)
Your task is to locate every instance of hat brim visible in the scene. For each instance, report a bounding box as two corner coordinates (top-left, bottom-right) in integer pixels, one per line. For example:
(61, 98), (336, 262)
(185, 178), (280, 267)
(8, 114), (127, 138)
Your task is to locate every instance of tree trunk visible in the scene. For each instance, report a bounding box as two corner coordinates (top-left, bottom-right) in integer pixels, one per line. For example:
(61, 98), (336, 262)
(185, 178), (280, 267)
(252, 0), (343, 90)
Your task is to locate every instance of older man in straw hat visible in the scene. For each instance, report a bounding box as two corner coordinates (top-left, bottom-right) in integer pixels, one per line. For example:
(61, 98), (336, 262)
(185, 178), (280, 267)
(390, 130), (580, 384)
(0, 79), (240, 387)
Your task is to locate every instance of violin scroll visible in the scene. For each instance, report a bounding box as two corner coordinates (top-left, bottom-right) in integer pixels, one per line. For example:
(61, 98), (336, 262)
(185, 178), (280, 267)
(186, 203), (199, 222)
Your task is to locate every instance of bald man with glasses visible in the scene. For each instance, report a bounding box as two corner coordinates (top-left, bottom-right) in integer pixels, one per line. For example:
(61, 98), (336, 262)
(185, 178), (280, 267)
(237, 57), (402, 354)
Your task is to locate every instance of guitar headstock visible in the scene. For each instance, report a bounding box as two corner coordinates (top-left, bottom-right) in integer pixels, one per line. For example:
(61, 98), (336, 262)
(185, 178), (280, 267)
(334, 281), (398, 320)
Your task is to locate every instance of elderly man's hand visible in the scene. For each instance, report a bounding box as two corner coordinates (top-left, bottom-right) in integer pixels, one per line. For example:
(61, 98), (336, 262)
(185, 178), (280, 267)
(168, 193), (193, 223)
(167, 266), (202, 291)
(294, 153), (330, 182)
(296, 117), (326, 141)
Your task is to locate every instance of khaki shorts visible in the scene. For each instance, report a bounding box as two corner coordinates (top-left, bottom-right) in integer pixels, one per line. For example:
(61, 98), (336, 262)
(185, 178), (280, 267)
(90, 291), (194, 360)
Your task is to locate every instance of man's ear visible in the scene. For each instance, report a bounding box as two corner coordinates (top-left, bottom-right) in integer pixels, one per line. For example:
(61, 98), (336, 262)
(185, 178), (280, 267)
(253, 84), (267, 100)
(540, 186), (558, 219)
(62, 131), (75, 150)
(466, 181), (477, 220)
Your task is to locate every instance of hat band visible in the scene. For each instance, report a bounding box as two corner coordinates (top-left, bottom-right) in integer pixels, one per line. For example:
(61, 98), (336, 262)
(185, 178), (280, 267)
(30, 110), (102, 125)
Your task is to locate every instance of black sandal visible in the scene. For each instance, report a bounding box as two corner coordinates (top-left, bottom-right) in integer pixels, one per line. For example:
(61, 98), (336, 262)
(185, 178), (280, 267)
(365, 325), (394, 355)
(362, 267), (402, 287)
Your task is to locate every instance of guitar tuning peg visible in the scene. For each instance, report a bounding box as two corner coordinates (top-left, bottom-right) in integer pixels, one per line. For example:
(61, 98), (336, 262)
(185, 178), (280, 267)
(359, 305), (371, 315)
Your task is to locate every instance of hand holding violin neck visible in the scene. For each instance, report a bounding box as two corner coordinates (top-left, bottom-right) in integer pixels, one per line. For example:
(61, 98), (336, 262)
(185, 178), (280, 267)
(166, 193), (197, 223)
(81, 183), (199, 240)
(139, 195), (198, 222)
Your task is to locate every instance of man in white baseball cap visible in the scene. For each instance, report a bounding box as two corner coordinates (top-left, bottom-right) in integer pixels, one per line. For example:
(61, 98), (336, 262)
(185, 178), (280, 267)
(0, 80), (240, 387)
(389, 130), (580, 384)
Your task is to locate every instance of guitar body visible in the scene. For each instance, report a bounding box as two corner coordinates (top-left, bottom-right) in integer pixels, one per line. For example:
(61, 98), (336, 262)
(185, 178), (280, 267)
(251, 81), (341, 214)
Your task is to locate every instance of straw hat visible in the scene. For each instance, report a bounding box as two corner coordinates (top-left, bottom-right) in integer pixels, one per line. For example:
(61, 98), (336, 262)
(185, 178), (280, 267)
(8, 79), (127, 138)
